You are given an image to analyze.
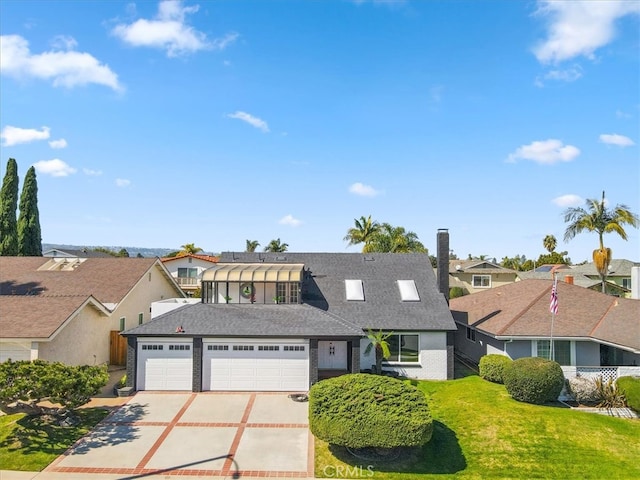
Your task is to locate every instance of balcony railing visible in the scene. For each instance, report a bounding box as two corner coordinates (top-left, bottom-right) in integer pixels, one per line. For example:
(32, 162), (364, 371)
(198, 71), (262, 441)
(176, 277), (199, 287)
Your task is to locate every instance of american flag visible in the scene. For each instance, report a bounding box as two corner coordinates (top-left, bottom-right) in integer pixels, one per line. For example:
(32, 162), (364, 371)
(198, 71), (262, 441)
(549, 276), (559, 315)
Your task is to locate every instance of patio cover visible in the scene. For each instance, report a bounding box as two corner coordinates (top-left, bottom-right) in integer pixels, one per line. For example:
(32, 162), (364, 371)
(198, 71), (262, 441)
(202, 263), (304, 282)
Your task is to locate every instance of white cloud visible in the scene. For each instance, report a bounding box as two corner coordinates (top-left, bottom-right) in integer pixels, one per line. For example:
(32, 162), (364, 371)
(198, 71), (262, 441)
(227, 111), (269, 132)
(33, 159), (76, 177)
(599, 133), (635, 147)
(348, 182), (381, 197)
(533, 0), (640, 64)
(279, 214), (302, 227)
(507, 139), (580, 165)
(0, 125), (50, 146)
(49, 138), (67, 149)
(83, 168), (103, 176)
(616, 109), (632, 119)
(0, 34), (122, 91)
(535, 65), (583, 87)
(552, 194), (583, 207)
(112, 0), (237, 57)
(50, 35), (78, 50)
(115, 178), (131, 187)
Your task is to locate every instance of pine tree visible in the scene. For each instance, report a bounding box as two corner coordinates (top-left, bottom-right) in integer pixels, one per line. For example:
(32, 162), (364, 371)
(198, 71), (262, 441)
(17, 166), (42, 256)
(0, 158), (19, 256)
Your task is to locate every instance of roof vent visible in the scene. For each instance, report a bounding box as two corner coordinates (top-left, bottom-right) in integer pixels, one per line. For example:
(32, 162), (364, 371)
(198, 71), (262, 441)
(364, 256), (375, 261)
(275, 255), (287, 261)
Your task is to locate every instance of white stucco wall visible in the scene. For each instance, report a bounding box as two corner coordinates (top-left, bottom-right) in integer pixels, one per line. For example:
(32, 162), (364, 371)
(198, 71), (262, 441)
(38, 307), (110, 366)
(110, 263), (184, 332)
(152, 298), (201, 318)
(359, 332), (449, 380)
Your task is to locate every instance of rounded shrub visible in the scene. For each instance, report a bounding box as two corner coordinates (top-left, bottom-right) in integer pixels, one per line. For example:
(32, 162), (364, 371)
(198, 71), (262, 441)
(309, 373), (433, 449)
(503, 357), (565, 405)
(617, 376), (640, 412)
(479, 354), (513, 384)
(449, 286), (466, 299)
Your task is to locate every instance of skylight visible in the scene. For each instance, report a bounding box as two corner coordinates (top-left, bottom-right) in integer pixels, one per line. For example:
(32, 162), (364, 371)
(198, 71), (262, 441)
(345, 279), (365, 301)
(397, 280), (420, 301)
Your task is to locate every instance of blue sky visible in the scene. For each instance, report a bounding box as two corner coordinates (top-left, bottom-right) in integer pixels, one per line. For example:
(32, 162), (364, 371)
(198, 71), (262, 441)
(1, 0), (638, 263)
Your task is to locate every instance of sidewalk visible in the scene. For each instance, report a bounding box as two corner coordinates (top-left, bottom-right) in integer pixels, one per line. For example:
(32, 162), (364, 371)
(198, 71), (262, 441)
(0, 471), (315, 480)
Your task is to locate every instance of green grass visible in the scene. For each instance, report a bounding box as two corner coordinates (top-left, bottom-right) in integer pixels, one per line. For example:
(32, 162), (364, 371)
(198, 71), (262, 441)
(315, 375), (640, 479)
(0, 408), (110, 471)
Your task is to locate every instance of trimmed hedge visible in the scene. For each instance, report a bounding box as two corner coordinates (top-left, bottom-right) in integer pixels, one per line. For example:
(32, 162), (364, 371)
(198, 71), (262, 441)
(617, 376), (640, 412)
(309, 373), (433, 449)
(479, 354), (512, 384)
(503, 357), (564, 405)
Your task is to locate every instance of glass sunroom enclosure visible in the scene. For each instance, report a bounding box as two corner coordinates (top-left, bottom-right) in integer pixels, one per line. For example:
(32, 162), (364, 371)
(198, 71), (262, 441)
(201, 263), (303, 304)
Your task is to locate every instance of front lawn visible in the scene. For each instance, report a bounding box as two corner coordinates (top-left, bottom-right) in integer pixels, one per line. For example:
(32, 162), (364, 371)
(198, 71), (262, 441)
(0, 408), (110, 471)
(315, 375), (640, 479)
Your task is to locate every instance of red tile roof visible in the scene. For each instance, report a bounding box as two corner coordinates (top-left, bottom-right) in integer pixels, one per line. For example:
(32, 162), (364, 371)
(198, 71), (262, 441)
(450, 279), (640, 352)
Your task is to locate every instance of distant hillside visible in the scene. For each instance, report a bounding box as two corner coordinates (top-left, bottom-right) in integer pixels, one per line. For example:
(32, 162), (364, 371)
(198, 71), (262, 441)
(42, 243), (177, 258)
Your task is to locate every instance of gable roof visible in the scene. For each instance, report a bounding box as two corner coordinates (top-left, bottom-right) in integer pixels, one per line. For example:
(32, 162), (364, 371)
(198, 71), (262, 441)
(125, 252), (456, 338)
(449, 260), (516, 274)
(0, 295), (109, 339)
(218, 252), (456, 331)
(43, 248), (114, 258)
(450, 279), (640, 353)
(569, 259), (639, 277)
(161, 253), (219, 264)
(0, 257), (183, 305)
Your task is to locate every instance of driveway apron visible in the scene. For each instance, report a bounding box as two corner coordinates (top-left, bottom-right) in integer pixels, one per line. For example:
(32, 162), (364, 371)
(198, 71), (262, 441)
(45, 392), (313, 478)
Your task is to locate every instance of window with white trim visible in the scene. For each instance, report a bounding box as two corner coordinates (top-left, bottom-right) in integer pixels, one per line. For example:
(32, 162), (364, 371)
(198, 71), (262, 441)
(622, 278), (631, 289)
(119, 317), (126, 331)
(387, 334), (419, 363)
(472, 275), (491, 288)
(534, 340), (572, 366)
(169, 344), (190, 351)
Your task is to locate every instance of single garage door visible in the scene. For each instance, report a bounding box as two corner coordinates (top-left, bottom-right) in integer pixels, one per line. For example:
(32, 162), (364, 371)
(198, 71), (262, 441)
(203, 340), (309, 391)
(137, 341), (193, 391)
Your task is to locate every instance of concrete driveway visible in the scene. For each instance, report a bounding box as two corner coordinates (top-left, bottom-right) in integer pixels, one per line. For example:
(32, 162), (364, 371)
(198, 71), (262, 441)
(45, 392), (313, 479)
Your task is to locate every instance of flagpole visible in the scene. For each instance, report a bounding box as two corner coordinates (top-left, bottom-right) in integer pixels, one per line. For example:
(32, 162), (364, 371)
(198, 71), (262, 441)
(550, 272), (557, 361)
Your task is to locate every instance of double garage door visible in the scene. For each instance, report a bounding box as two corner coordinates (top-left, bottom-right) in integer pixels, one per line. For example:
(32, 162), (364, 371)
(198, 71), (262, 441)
(137, 339), (309, 392)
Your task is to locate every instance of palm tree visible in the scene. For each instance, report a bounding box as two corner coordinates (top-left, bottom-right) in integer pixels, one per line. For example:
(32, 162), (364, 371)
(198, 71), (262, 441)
(564, 191), (639, 292)
(179, 243), (203, 255)
(264, 238), (288, 252)
(245, 240), (260, 252)
(343, 215), (380, 252)
(363, 223), (427, 253)
(543, 235), (557, 254)
(364, 329), (392, 375)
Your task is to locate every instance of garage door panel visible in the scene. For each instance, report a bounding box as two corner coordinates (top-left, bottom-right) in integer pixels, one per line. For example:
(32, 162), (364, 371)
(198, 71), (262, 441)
(137, 343), (192, 391)
(203, 341), (309, 391)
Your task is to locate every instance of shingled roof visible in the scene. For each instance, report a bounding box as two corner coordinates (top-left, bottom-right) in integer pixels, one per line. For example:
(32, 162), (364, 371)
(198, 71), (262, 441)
(450, 279), (640, 353)
(0, 257), (181, 305)
(125, 252), (456, 338)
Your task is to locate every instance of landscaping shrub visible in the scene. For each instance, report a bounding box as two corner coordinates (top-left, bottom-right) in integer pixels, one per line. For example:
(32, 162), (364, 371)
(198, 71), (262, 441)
(479, 354), (512, 384)
(617, 376), (640, 412)
(449, 286), (466, 299)
(566, 376), (600, 405)
(595, 376), (626, 408)
(309, 373), (432, 449)
(502, 357), (564, 405)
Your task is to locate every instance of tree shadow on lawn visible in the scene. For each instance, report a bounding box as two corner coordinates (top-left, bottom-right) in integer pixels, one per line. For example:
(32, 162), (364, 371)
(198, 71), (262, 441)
(328, 421), (466, 474)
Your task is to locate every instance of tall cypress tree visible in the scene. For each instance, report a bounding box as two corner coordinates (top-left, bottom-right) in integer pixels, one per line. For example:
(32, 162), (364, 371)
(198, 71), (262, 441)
(18, 166), (42, 256)
(0, 158), (19, 256)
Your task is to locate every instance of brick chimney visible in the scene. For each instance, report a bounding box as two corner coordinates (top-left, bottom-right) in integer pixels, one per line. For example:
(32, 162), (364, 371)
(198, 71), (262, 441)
(437, 228), (450, 304)
(564, 275), (574, 285)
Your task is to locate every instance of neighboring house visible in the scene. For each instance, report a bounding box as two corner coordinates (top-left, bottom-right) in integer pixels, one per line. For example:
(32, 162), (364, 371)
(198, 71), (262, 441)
(451, 279), (640, 382)
(161, 254), (219, 296)
(0, 257), (185, 366)
(445, 260), (518, 295)
(518, 259), (638, 298)
(43, 247), (114, 258)
(122, 247), (457, 392)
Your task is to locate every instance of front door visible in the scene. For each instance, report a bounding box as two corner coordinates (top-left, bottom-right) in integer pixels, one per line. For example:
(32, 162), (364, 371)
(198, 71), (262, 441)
(318, 341), (347, 370)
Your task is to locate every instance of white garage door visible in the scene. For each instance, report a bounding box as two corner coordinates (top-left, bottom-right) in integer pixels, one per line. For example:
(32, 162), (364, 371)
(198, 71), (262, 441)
(137, 341), (193, 391)
(0, 342), (31, 362)
(203, 340), (309, 391)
